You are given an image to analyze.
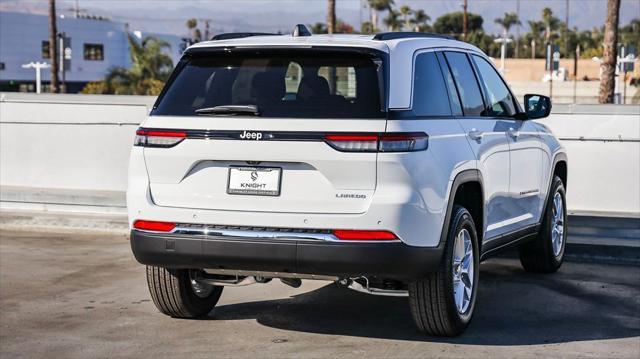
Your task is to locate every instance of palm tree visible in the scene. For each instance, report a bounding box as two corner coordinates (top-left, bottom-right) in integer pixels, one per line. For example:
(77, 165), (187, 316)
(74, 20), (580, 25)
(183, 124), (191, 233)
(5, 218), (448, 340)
(412, 9), (430, 32)
(360, 21), (375, 34)
(383, 9), (402, 32)
(104, 33), (173, 95)
(541, 7), (560, 43)
(368, 0), (394, 32)
(399, 5), (412, 31)
(599, 0), (621, 103)
(327, 0), (336, 34)
(528, 20), (544, 58)
(310, 22), (327, 34)
(494, 12), (520, 38)
(186, 18), (201, 44)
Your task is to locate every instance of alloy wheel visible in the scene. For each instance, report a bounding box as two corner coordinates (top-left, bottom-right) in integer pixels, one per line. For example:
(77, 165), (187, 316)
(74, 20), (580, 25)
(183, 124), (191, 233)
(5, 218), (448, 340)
(551, 192), (565, 257)
(452, 228), (474, 314)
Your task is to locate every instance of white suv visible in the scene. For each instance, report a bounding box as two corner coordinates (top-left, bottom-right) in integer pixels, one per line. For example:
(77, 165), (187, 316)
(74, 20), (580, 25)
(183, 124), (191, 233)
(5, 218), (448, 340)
(128, 27), (568, 336)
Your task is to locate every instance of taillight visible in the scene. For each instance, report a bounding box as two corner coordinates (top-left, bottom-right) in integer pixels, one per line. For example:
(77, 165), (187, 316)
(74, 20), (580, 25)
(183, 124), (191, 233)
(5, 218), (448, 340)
(324, 134), (379, 152)
(332, 229), (399, 241)
(379, 133), (428, 152)
(324, 132), (428, 152)
(133, 220), (176, 232)
(134, 128), (186, 148)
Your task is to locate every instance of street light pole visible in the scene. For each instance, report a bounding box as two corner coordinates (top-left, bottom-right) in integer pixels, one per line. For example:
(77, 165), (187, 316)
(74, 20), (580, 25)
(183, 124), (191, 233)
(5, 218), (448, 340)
(494, 37), (513, 73)
(58, 32), (66, 93)
(22, 62), (51, 94)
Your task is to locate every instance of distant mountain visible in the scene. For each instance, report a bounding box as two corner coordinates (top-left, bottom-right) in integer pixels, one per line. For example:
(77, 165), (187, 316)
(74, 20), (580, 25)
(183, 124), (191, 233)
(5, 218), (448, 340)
(1, 0), (638, 37)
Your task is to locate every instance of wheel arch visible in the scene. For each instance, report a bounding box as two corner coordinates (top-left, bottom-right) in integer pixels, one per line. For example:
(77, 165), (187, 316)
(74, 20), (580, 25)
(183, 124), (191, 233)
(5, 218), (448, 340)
(440, 170), (484, 250)
(538, 151), (568, 224)
(553, 153), (568, 189)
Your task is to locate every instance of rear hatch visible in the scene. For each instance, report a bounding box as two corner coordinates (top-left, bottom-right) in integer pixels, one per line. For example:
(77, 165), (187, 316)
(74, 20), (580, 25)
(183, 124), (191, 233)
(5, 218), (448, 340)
(139, 47), (387, 214)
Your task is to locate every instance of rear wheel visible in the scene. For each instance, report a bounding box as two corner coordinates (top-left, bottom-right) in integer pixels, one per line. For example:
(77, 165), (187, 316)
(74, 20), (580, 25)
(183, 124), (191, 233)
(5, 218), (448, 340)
(518, 176), (567, 273)
(146, 266), (223, 318)
(408, 205), (480, 336)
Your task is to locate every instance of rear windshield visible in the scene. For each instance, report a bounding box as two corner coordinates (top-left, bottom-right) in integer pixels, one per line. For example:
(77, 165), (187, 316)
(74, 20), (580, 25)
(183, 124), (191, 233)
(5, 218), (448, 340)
(151, 49), (385, 118)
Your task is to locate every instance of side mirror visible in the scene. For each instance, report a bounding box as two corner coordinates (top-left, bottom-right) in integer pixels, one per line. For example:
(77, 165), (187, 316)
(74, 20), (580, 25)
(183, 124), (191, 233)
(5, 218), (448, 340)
(523, 94), (552, 119)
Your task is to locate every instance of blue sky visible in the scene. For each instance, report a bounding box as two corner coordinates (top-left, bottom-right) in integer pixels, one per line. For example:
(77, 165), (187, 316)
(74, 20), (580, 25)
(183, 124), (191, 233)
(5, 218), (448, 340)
(2, 0), (639, 37)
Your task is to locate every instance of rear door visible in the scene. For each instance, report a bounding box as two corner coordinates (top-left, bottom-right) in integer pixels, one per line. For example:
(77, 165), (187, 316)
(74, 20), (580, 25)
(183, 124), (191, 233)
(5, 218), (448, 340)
(140, 48), (386, 214)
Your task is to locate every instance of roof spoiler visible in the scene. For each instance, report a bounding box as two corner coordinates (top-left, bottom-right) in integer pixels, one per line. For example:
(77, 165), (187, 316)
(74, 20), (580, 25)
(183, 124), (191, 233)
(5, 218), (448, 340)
(210, 32), (279, 41)
(373, 32), (454, 41)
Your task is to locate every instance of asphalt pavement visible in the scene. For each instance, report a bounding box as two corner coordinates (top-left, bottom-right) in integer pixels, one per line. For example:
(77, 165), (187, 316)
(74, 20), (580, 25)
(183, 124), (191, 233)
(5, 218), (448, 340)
(0, 229), (638, 358)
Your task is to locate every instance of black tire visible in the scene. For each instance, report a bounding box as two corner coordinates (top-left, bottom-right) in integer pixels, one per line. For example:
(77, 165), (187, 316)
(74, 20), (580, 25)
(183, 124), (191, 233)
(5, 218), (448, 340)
(146, 266), (223, 318)
(408, 205), (480, 337)
(518, 176), (567, 273)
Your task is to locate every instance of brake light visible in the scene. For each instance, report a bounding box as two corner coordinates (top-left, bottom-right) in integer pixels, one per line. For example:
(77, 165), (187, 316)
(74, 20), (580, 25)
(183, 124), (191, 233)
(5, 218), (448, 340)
(134, 128), (186, 148)
(332, 229), (398, 241)
(133, 220), (176, 232)
(324, 132), (428, 152)
(324, 134), (379, 152)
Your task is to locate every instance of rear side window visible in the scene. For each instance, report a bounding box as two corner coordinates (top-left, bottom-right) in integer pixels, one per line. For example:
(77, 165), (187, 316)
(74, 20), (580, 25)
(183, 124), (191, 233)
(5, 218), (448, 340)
(152, 50), (384, 118)
(443, 52), (485, 117)
(436, 52), (463, 116)
(410, 52), (451, 117)
(471, 55), (517, 117)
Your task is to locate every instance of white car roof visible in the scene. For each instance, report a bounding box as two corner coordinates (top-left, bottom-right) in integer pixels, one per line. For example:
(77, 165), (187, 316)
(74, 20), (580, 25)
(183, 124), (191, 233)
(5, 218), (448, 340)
(188, 34), (486, 109)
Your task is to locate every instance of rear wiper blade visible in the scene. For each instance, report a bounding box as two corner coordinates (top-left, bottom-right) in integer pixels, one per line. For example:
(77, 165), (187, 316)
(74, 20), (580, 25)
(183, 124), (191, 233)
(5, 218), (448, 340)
(195, 105), (260, 116)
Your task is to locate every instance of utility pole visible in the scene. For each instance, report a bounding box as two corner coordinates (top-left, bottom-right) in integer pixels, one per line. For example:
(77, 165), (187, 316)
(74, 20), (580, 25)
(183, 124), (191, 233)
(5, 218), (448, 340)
(462, 0), (468, 40)
(515, 0), (520, 58)
(48, 0), (59, 93)
(359, 0), (363, 32)
(204, 19), (210, 40)
(327, 0), (337, 92)
(564, 0), (570, 58)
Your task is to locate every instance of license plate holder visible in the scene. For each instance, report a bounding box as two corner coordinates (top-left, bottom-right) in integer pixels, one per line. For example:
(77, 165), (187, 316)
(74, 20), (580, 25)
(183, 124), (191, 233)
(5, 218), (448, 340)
(227, 167), (282, 196)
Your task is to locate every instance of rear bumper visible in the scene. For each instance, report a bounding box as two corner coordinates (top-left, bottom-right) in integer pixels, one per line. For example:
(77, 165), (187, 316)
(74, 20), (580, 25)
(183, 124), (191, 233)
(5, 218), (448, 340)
(130, 230), (444, 280)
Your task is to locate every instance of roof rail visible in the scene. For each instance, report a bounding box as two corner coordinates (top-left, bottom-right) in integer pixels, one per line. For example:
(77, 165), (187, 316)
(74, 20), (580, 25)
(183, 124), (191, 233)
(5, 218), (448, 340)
(210, 32), (279, 41)
(373, 32), (454, 41)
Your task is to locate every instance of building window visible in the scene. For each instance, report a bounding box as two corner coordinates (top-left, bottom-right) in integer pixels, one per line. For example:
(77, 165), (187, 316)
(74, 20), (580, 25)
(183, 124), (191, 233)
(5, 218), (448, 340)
(83, 44), (104, 61)
(42, 41), (50, 59)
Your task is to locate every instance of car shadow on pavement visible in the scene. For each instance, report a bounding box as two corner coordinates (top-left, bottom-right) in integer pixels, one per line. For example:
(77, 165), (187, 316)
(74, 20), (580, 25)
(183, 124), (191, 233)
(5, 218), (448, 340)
(210, 258), (640, 344)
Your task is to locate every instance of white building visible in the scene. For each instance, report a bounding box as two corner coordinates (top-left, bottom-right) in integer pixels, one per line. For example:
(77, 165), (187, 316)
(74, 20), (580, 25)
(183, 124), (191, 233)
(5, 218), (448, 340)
(0, 11), (184, 93)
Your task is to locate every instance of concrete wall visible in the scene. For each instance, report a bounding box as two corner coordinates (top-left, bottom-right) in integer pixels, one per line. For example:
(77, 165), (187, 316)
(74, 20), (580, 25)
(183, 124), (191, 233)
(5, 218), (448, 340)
(538, 105), (640, 217)
(1, 92), (638, 217)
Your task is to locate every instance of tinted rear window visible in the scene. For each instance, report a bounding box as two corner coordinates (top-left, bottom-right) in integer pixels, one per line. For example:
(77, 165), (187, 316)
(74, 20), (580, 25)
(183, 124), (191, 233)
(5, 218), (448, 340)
(152, 50), (385, 118)
(411, 52), (452, 117)
(443, 52), (485, 117)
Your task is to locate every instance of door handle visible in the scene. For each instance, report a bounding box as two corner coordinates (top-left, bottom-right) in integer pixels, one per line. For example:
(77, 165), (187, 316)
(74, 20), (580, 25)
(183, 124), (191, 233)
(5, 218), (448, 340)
(508, 128), (520, 139)
(468, 129), (484, 141)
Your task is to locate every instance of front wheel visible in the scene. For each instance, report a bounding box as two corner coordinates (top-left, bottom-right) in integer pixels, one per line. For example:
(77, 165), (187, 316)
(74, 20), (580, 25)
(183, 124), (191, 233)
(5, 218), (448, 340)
(408, 205), (480, 336)
(518, 176), (567, 273)
(146, 266), (223, 318)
